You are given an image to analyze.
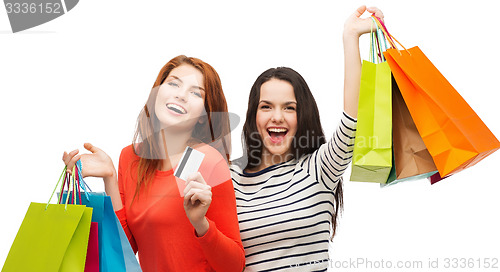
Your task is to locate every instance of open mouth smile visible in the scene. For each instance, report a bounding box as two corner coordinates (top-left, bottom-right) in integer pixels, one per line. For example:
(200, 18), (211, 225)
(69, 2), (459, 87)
(267, 127), (288, 143)
(166, 103), (187, 114)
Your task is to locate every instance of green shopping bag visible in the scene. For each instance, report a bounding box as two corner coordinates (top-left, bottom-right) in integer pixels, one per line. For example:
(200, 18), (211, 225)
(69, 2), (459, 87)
(2, 167), (93, 272)
(350, 18), (392, 183)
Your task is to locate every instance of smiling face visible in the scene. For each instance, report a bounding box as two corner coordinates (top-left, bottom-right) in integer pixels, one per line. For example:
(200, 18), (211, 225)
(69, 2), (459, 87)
(256, 78), (298, 163)
(154, 64), (206, 133)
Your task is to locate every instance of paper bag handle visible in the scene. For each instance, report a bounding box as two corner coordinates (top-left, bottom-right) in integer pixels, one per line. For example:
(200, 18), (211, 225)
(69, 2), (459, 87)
(371, 15), (411, 55)
(370, 17), (390, 63)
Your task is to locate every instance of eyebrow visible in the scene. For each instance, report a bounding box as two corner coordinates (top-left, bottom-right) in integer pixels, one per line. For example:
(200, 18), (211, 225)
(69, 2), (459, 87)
(259, 100), (297, 105)
(167, 75), (205, 91)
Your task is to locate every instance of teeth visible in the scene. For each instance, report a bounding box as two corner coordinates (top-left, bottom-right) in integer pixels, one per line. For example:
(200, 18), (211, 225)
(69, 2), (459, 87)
(268, 128), (287, 133)
(167, 104), (186, 114)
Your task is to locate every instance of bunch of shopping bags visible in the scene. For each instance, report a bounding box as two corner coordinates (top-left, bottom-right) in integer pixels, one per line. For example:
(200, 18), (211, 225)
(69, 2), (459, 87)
(350, 16), (500, 186)
(2, 162), (142, 272)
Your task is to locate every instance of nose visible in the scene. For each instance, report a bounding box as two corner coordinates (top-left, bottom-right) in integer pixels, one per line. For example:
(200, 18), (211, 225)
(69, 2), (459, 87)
(271, 109), (284, 123)
(174, 87), (188, 102)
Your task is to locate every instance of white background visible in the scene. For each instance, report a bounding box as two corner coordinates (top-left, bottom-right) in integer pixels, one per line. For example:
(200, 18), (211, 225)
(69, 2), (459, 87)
(1, 1), (499, 271)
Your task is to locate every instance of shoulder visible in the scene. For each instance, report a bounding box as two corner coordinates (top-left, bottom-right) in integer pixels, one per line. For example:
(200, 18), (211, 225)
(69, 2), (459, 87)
(193, 143), (227, 168)
(193, 144), (230, 184)
(229, 162), (243, 173)
(121, 144), (135, 155)
(118, 144), (142, 172)
(195, 144), (228, 174)
(119, 144), (138, 161)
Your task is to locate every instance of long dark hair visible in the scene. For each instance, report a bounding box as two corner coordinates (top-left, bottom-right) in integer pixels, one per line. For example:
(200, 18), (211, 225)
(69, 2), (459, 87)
(242, 67), (343, 238)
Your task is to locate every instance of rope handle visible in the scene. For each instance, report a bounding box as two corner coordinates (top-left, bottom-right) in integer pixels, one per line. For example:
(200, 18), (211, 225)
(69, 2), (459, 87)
(46, 166), (72, 210)
(47, 161), (90, 210)
(76, 160), (90, 201)
(371, 15), (411, 56)
(369, 17), (390, 63)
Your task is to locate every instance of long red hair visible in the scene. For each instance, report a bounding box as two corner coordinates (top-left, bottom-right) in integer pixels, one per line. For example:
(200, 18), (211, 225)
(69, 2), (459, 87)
(131, 55), (231, 201)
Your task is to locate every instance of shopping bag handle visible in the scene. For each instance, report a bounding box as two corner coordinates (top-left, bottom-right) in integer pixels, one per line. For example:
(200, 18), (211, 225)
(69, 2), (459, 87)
(57, 170), (69, 204)
(370, 17), (390, 63)
(55, 163), (89, 205)
(371, 15), (411, 56)
(46, 165), (75, 210)
(76, 160), (91, 201)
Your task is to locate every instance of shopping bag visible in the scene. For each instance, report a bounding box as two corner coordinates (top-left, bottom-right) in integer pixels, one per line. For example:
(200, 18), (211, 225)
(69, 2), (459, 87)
(428, 171), (450, 185)
(350, 18), (393, 183)
(384, 149), (397, 185)
(390, 75), (438, 181)
(114, 210), (143, 271)
(60, 167), (100, 272)
(86, 222), (100, 272)
(69, 162), (141, 271)
(2, 168), (92, 272)
(63, 191), (127, 272)
(372, 16), (500, 177)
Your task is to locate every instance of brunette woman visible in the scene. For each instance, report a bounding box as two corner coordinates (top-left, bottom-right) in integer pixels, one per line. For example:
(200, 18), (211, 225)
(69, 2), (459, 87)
(231, 6), (383, 271)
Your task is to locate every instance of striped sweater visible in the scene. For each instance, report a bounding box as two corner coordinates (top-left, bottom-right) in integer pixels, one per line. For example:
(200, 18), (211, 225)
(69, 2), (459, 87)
(231, 112), (357, 272)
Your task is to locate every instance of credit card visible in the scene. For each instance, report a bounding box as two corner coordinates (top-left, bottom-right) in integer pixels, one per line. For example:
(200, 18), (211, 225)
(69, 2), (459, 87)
(174, 146), (205, 196)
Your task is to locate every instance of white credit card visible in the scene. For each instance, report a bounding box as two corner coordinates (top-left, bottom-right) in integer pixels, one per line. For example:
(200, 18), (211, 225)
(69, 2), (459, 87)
(174, 146), (205, 182)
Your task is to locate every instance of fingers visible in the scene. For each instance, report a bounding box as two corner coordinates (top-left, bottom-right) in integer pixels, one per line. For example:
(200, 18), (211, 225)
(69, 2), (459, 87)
(184, 180), (212, 205)
(354, 5), (367, 17)
(355, 5), (383, 20)
(84, 143), (99, 154)
(62, 149), (81, 173)
(184, 188), (212, 205)
(184, 172), (210, 204)
(367, 6), (384, 20)
(186, 172), (207, 185)
(62, 149), (78, 162)
(184, 180), (211, 196)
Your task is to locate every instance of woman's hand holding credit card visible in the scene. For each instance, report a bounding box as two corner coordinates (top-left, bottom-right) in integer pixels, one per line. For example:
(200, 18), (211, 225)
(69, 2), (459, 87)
(174, 147), (212, 236)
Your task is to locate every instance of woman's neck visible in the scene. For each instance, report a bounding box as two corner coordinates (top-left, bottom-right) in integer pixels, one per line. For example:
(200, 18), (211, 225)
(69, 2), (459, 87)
(158, 129), (192, 171)
(246, 150), (294, 173)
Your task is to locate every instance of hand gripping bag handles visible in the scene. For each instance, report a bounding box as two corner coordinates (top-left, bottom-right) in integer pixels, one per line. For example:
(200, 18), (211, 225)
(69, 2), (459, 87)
(374, 16), (500, 178)
(2, 166), (93, 272)
(350, 17), (393, 183)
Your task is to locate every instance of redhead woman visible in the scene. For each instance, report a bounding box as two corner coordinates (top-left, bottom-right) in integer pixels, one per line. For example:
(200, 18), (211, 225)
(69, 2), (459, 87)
(231, 6), (383, 271)
(63, 55), (245, 272)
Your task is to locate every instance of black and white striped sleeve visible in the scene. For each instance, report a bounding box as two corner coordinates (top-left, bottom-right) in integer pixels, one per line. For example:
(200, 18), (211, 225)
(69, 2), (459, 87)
(303, 112), (357, 190)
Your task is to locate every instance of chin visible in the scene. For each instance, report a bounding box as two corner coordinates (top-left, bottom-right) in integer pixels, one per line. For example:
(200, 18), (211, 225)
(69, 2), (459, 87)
(265, 144), (293, 159)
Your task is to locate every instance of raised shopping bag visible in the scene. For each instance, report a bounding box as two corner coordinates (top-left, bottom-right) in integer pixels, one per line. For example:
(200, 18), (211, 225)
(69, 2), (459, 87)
(350, 17), (393, 183)
(385, 75), (438, 186)
(373, 16), (500, 178)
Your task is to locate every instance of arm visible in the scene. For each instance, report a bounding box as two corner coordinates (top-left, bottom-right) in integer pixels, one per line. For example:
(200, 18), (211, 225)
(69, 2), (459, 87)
(305, 112), (356, 190)
(304, 6), (384, 189)
(198, 179), (245, 272)
(115, 145), (139, 252)
(184, 160), (245, 272)
(343, 5), (384, 118)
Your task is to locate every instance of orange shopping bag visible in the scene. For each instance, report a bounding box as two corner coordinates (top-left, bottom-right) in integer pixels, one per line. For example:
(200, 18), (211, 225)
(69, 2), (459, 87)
(373, 16), (500, 178)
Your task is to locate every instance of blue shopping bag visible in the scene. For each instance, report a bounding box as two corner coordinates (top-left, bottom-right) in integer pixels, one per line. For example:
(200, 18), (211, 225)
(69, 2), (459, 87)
(63, 192), (141, 272)
(114, 210), (142, 271)
(62, 161), (141, 272)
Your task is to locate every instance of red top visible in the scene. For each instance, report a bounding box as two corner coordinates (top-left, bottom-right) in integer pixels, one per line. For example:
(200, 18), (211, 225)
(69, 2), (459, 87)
(115, 144), (245, 272)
